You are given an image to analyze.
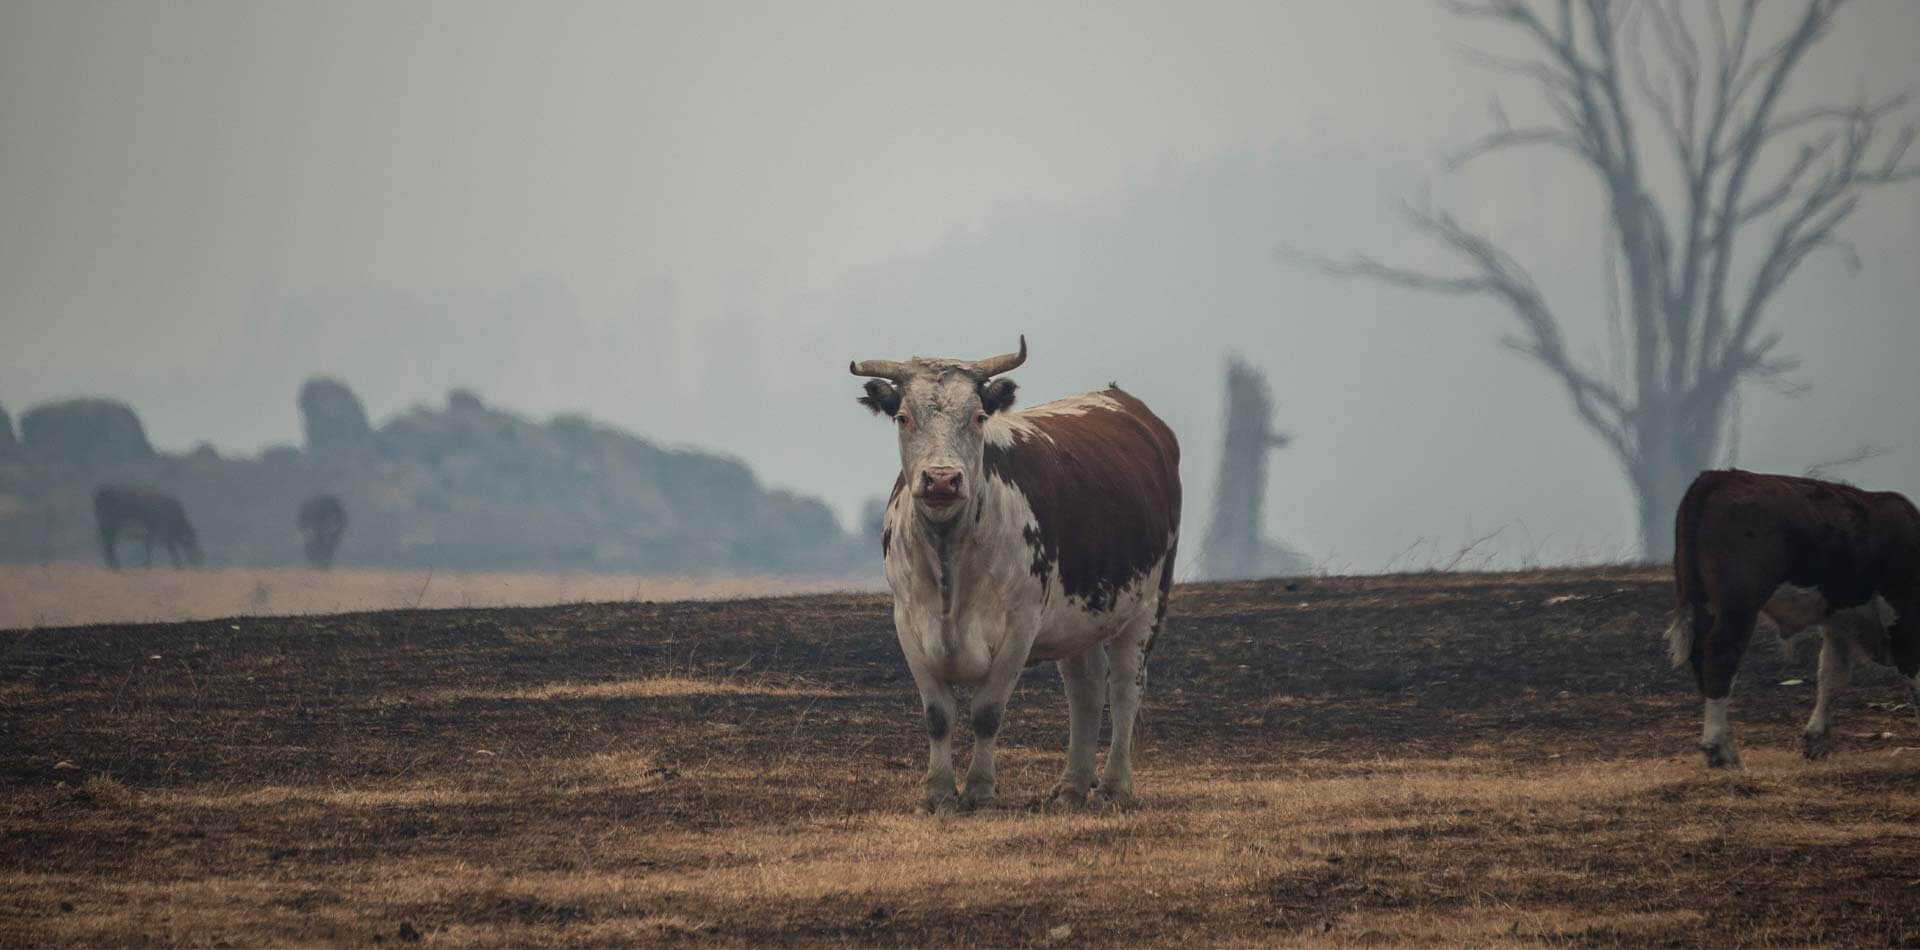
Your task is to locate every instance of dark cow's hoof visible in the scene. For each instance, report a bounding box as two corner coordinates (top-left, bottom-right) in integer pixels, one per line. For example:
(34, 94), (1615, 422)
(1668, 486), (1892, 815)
(1800, 731), (1832, 761)
(1702, 742), (1742, 770)
(1043, 783), (1092, 812)
(959, 781), (998, 813)
(1093, 783), (1132, 811)
(924, 785), (959, 815)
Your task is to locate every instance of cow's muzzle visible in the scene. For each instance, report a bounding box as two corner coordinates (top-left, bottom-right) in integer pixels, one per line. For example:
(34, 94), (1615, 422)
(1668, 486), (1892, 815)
(917, 467), (965, 509)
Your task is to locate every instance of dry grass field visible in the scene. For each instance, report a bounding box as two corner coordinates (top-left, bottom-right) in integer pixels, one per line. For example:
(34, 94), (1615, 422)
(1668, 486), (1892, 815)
(4, 567), (1919, 946)
(0, 565), (870, 629)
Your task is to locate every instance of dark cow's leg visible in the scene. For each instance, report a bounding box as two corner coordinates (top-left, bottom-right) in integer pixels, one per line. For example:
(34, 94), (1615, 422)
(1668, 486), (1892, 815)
(1693, 600), (1759, 769)
(1050, 645), (1108, 809)
(141, 533), (155, 569)
(1883, 588), (1920, 726)
(99, 523), (120, 571)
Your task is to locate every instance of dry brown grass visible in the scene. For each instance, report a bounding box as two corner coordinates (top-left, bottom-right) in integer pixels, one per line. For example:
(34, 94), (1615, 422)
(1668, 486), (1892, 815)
(0, 564), (874, 629)
(3, 569), (1917, 946)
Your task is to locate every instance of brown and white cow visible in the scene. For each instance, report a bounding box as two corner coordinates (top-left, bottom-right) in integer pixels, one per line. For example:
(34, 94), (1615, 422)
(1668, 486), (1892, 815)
(1665, 469), (1920, 768)
(851, 337), (1181, 812)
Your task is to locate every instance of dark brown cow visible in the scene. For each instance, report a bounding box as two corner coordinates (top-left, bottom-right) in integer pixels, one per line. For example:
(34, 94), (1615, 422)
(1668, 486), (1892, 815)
(297, 493), (348, 568)
(1666, 469), (1920, 768)
(94, 485), (202, 570)
(852, 337), (1181, 812)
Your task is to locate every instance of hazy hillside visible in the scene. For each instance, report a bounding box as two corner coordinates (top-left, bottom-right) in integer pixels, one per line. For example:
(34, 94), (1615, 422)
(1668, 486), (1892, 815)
(0, 380), (870, 576)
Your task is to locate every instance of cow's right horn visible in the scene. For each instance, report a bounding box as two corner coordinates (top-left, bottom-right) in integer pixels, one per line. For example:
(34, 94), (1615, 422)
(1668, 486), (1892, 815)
(849, 358), (912, 381)
(969, 335), (1027, 377)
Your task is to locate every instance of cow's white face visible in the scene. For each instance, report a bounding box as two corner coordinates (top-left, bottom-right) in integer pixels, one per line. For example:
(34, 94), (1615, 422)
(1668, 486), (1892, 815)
(858, 367), (1018, 525)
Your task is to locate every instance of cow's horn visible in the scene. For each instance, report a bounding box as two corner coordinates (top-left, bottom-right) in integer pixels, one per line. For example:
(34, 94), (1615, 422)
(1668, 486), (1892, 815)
(970, 335), (1027, 377)
(849, 358), (912, 381)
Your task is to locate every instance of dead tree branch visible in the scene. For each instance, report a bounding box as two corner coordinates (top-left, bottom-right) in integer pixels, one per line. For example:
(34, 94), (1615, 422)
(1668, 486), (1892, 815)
(1291, 0), (1917, 556)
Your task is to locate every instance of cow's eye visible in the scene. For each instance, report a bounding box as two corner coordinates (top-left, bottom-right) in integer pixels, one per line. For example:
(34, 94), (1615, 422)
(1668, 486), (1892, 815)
(973, 411), (988, 426)
(894, 412), (909, 426)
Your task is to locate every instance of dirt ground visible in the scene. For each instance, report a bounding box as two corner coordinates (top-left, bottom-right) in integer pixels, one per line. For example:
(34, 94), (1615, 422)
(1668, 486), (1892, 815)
(0, 565), (868, 629)
(4, 567), (1918, 946)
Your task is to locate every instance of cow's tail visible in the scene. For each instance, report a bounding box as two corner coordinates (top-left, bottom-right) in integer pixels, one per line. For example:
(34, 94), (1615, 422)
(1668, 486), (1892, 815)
(1664, 471), (1719, 668)
(1146, 536), (1177, 656)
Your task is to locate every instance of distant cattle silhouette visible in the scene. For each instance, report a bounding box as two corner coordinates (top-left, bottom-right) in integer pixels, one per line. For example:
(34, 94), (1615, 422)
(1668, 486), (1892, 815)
(94, 485), (201, 569)
(297, 493), (348, 568)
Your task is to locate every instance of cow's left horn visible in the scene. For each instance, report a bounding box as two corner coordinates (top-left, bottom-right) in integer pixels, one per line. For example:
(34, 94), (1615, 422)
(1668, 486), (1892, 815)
(970, 335), (1027, 377)
(849, 358), (912, 381)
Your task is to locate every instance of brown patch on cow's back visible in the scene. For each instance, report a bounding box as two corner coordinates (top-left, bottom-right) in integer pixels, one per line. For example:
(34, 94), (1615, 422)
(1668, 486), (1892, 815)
(983, 388), (1180, 612)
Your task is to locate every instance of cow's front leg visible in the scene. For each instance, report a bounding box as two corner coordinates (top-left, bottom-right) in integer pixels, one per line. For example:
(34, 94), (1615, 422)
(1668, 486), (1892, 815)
(909, 668), (960, 813)
(1048, 645), (1108, 809)
(1801, 627), (1852, 760)
(1098, 616), (1153, 804)
(961, 623), (1040, 812)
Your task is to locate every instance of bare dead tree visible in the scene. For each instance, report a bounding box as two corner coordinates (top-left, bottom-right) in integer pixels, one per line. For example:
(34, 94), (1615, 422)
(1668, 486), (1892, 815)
(1802, 442), (1887, 481)
(1289, 0), (1917, 559)
(1202, 357), (1296, 580)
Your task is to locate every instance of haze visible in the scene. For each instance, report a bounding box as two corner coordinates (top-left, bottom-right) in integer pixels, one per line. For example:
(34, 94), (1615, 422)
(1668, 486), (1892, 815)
(4, 0), (1917, 573)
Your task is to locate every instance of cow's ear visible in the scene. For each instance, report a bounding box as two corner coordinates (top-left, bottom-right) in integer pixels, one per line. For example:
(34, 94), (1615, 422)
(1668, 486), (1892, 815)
(980, 378), (1018, 415)
(858, 380), (902, 417)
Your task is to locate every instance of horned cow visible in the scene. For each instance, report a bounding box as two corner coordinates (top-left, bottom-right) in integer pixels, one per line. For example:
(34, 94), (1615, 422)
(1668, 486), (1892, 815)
(1665, 469), (1920, 768)
(94, 485), (202, 570)
(851, 337), (1181, 812)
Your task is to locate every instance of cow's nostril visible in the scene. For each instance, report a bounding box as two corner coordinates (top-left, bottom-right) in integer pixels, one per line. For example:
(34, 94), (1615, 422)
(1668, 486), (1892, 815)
(922, 468), (963, 495)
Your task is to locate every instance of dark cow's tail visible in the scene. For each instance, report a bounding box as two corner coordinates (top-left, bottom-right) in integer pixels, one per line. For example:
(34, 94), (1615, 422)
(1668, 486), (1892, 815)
(1665, 471), (1721, 667)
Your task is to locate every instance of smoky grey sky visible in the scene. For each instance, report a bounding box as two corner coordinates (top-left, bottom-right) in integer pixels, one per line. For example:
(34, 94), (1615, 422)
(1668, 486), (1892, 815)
(4, 1), (1917, 572)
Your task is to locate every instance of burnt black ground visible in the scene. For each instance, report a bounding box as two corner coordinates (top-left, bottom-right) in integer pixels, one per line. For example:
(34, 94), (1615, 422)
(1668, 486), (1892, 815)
(3, 567), (1918, 946)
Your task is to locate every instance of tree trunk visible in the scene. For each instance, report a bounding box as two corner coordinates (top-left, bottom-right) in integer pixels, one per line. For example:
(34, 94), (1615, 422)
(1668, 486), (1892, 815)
(1631, 464), (1685, 564)
(1626, 414), (1716, 563)
(1203, 360), (1290, 580)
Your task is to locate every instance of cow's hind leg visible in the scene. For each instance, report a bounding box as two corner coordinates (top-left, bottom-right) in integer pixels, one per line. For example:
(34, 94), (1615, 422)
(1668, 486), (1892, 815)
(1693, 601), (1758, 769)
(1097, 614), (1153, 805)
(1885, 590), (1920, 727)
(1049, 645), (1108, 809)
(1801, 627), (1852, 760)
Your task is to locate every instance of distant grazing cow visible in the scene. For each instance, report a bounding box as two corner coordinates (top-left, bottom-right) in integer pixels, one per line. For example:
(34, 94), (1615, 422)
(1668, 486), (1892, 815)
(851, 337), (1181, 812)
(1666, 469), (1920, 768)
(297, 493), (348, 568)
(94, 485), (202, 569)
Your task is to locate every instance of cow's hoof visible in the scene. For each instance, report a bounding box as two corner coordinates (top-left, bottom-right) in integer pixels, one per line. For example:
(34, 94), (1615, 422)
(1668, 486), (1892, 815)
(924, 786), (960, 814)
(1800, 731), (1831, 761)
(1702, 742), (1742, 770)
(1044, 783), (1092, 811)
(960, 781), (998, 813)
(1093, 784), (1132, 810)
